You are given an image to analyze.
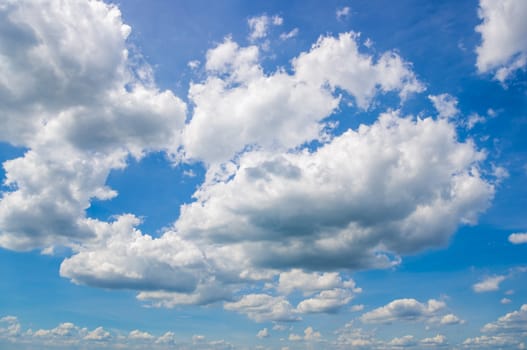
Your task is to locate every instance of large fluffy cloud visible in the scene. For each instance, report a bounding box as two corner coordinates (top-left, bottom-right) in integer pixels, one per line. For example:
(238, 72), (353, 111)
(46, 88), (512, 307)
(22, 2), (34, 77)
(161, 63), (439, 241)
(183, 32), (423, 164)
(360, 298), (447, 324)
(0, 0), (499, 327)
(0, 0), (186, 251)
(177, 112), (494, 271)
(475, 0), (527, 82)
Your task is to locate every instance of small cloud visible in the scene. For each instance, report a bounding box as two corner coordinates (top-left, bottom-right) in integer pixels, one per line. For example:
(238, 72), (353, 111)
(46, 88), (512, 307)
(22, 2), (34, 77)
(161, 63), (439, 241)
(257, 328), (269, 338)
(248, 15), (283, 41)
(429, 93), (459, 120)
(351, 304), (365, 312)
(467, 113), (486, 129)
(336, 6), (351, 20)
(188, 60), (200, 69)
(364, 38), (374, 48)
(280, 28), (299, 41)
(473, 275), (507, 293)
(509, 233), (527, 245)
(440, 314), (465, 325)
(501, 298), (512, 304)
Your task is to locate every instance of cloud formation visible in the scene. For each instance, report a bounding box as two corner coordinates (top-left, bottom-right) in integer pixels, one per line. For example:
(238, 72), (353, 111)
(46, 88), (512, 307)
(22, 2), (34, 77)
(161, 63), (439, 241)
(475, 0), (527, 82)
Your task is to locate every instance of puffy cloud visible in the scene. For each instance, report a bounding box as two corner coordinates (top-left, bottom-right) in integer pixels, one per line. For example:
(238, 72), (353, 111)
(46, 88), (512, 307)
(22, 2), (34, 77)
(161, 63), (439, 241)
(277, 269), (359, 295)
(280, 28), (299, 41)
(336, 7), (351, 20)
(128, 329), (155, 341)
(60, 215), (206, 292)
(0, 316), (21, 339)
(421, 334), (447, 347)
(440, 314), (465, 325)
(223, 294), (299, 322)
(84, 327), (111, 341)
(463, 305), (527, 349)
(293, 33), (424, 109)
(509, 232), (527, 244)
(360, 298), (446, 324)
(296, 288), (354, 314)
(0, 0), (186, 251)
(248, 15), (283, 41)
(288, 326), (321, 342)
(388, 335), (417, 347)
(177, 112), (494, 273)
(475, 0), (527, 82)
(472, 275), (506, 293)
(257, 328), (269, 339)
(428, 94), (459, 120)
(183, 32), (423, 164)
(481, 304), (527, 334)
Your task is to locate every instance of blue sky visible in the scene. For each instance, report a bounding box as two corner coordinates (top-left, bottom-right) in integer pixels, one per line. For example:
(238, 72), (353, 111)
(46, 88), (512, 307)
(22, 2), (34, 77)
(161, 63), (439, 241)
(0, 0), (526, 349)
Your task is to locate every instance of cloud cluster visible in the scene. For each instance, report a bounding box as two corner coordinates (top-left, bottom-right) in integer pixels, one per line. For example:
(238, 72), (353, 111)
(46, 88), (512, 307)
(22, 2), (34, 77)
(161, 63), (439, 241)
(0, 0), (185, 251)
(0, 0), (498, 326)
(475, 0), (527, 82)
(472, 275), (507, 293)
(463, 304), (527, 349)
(0, 316), (233, 350)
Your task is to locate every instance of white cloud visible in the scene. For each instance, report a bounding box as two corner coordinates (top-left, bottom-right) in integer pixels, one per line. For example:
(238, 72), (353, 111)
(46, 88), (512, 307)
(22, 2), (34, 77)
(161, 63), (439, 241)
(296, 289), (354, 314)
(388, 335), (417, 347)
(473, 275), (507, 292)
(360, 298), (446, 324)
(440, 314), (465, 325)
(84, 327), (111, 341)
(501, 298), (512, 304)
(467, 113), (486, 130)
(509, 232), (527, 244)
(223, 294), (300, 322)
(288, 326), (321, 342)
(257, 328), (269, 339)
(177, 112), (494, 273)
(336, 7), (351, 20)
(277, 269), (359, 295)
(0, 0), (186, 252)
(0, 316), (21, 339)
(248, 15), (283, 41)
(421, 334), (447, 347)
(184, 32), (423, 164)
(475, 0), (527, 82)
(481, 304), (527, 334)
(464, 305), (527, 348)
(128, 329), (155, 341)
(428, 94), (459, 120)
(280, 28), (299, 40)
(293, 32), (424, 109)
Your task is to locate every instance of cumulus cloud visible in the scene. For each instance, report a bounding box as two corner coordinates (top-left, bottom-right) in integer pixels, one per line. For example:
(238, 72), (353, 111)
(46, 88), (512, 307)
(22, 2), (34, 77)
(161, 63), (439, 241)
(508, 232), (527, 244)
(277, 269), (359, 295)
(223, 294), (300, 322)
(0, 0), (186, 251)
(177, 112), (494, 273)
(360, 298), (446, 324)
(463, 304), (527, 349)
(248, 15), (283, 41)
(440, 314), (465, 325)
(0, 316), (235, 349)
(183, 32), (423, 164)
(475, 0), (527, 82)
(428, 94), (459, 120)
(296, 289), (354, 314)
(288, 326), (321, 342)
(472, 275), (507, 292)
(257, 328), (269, 339)
(336, 7), (351, 20)
(0, 0), (500, 329)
